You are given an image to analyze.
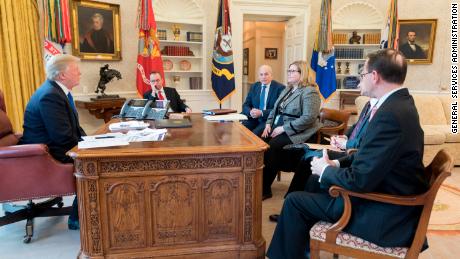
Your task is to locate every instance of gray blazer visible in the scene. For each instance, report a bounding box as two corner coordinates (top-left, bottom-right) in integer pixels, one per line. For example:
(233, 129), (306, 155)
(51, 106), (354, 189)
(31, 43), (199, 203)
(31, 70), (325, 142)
(266, 86), (321, 144)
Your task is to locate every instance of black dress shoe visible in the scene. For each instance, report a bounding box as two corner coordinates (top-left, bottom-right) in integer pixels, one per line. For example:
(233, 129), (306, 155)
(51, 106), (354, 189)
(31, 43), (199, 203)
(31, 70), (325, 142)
(269, 214), (279, 222)
(262, 193), (272, 201)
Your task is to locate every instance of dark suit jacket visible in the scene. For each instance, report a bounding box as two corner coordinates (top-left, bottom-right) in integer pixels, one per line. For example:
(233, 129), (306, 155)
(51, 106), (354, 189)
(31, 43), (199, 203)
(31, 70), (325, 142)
(399, 42), (426, 59)
(322, 88), (428, 247)
(20, 80), (86, 163)
(143, 87), (188, 113)
(242, 80), (285, 122)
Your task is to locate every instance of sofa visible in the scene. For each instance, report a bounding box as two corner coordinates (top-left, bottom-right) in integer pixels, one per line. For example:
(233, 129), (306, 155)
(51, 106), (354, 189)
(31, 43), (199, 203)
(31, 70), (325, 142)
(355, 94), (459, 166)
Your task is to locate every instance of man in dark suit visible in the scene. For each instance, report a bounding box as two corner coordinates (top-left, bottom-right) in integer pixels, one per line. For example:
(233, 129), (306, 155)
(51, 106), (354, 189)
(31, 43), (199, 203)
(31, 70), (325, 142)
(241, 65), (285, 136)
(20, 54), (86, 230)
(143, 71), (191, 113)
(267, 49), (428, 259)
(80, 13), (114, 54)
(268, 98), (377, 222)
(399, 31), (426, 59)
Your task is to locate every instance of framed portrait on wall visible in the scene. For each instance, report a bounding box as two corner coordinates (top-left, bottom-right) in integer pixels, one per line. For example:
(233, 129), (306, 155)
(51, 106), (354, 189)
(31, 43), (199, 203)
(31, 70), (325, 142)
(265, 48), (278, 59)
(243, 48), (249, 75)
(70, 0), (121, 60)
(398, 19), (437, 64)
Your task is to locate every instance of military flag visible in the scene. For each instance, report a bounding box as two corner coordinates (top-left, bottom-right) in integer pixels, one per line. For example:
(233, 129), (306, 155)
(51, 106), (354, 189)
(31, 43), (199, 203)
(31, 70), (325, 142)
(310, 0), (336, 100)
(211, 0), (235, 103)
(136, 0), (164, 96)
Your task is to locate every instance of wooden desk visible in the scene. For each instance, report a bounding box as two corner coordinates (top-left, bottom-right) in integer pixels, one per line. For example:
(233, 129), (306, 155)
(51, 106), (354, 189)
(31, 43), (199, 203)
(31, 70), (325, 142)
(69, 115), (268, 259)
(75, 98), (126, 123)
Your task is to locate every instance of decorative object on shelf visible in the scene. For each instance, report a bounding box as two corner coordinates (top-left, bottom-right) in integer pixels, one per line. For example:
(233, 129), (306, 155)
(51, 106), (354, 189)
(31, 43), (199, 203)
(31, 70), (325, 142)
(172, 75), (181, 86)
(186, 32), (202, 42)
(157, 29), (167, 40)
(243, 48), (249, 75)
(163, 59), (173, 71)
(70, 0), (121, 60)
(398, 19), (437, 64)
(348, 31), (361, 44)
(342, 76), (360, 89)
(179, 60), (191, 71)
(92, 64), (121, 99)
(345, 62), (350, 74)
(337, 62), (342, 74)
(161, 46), (194, 56)
(172, 24), (181, 40)
(265, 48), (277, 59)
(189, 77), (203, 89)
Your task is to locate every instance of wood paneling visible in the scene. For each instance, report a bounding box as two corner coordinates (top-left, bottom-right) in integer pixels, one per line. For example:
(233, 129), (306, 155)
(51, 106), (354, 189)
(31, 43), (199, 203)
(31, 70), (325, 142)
(71, 115), (268, 258)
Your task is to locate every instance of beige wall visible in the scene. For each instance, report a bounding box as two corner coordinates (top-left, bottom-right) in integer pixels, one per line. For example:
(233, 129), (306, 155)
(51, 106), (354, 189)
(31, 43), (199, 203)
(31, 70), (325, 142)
(243, 21), (285, 84)
(70, 0), (450, 97)
(60, 0), (448, 109)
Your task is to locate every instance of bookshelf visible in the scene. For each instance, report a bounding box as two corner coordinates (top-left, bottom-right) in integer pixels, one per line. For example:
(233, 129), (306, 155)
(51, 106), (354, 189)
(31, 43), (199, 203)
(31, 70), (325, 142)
(333, 29), (381, 90)
(157, 21), (205, 91)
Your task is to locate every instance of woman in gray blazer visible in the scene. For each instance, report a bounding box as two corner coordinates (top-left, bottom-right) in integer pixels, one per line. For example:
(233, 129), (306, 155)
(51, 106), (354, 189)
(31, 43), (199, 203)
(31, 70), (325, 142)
(261, 60), (321, 199)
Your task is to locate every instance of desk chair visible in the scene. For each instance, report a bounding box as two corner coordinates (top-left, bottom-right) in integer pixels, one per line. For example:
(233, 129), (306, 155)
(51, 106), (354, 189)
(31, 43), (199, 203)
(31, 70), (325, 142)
(0, 90), (76, 243)
(309, 149), (453, 259)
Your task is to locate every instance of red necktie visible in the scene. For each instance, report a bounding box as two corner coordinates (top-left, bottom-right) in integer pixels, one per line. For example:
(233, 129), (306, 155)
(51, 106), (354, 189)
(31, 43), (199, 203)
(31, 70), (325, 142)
(157, 91), (164, 100)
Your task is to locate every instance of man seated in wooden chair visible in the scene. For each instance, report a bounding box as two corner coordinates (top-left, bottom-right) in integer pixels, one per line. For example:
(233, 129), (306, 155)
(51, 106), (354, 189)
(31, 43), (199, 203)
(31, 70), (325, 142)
(268, 98), (376, 223)
(267, 49), (429, 259)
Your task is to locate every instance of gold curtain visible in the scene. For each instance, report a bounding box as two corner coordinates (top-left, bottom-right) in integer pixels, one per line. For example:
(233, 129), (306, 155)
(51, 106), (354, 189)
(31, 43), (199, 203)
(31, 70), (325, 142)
(0, 0), (44, 132)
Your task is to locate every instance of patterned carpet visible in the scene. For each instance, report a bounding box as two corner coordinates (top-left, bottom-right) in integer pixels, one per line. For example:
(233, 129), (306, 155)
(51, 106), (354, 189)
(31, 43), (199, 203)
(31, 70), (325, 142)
(429, 182), (460, 232)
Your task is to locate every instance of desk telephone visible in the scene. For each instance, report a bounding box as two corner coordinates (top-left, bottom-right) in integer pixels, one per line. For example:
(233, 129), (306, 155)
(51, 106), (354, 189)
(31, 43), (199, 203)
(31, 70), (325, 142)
(119, 99), (169, 120)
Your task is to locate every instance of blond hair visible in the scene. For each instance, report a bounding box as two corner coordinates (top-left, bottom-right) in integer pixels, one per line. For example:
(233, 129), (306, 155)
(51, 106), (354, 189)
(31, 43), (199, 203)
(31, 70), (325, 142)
(45, 54), (80, 80)
(288, 60), (315, 88)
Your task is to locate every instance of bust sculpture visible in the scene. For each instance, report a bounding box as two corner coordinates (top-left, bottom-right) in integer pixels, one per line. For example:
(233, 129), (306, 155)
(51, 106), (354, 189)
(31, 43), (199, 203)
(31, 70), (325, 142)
(94, 64), (122, 99)
(349, 31), (361, 44)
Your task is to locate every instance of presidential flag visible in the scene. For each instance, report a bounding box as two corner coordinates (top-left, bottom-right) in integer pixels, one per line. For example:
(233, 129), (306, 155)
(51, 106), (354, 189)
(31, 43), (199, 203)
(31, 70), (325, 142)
(211, 0), (235, 103)
(136, 0), (164, 96)
(310, 0), (336, 101)
(380, 0), (399, 49)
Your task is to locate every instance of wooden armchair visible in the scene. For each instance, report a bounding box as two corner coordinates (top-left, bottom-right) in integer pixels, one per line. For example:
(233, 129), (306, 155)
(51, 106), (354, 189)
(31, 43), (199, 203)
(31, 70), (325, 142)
(309, 149), (453, 259)
(316, 108), (351, 144)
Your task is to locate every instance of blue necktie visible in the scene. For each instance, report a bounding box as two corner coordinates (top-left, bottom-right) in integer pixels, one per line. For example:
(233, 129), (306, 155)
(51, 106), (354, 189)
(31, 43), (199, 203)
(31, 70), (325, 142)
(259, 84), (266, 110)
(67, 92), (77, 115)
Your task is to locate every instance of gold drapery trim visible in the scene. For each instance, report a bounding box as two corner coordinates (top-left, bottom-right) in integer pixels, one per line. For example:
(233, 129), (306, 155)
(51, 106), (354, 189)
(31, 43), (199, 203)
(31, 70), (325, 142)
(0, 0), (45, 132)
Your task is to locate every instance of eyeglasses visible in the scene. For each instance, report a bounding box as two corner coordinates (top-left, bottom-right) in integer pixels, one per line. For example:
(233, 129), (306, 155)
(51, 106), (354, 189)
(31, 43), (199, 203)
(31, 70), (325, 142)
(287, 69), (300, 74)
(359, 72), (372, 79)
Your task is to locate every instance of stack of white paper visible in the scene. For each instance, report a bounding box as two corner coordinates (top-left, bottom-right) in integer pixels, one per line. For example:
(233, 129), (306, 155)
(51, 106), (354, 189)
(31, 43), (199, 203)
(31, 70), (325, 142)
(204, 113), (248, 121)
(78, 129), (168, 149)
(108, 121), (150, 131)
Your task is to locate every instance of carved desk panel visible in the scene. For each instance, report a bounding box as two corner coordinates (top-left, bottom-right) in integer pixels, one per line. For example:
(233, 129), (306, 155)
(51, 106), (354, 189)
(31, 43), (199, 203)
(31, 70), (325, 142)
(69, 115), (268, 258)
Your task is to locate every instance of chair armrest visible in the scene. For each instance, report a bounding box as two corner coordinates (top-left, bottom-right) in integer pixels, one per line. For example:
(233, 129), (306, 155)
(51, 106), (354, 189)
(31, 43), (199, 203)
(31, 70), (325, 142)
(322, 185), (426, 244)
(0, 144), (49, 159)
(329, 185), (425, 206)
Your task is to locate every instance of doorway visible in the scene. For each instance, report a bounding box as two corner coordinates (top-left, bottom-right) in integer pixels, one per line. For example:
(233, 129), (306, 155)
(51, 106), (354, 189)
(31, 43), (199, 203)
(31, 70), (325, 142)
(242, 18), (287, 99)
(231, 1), (310, 111)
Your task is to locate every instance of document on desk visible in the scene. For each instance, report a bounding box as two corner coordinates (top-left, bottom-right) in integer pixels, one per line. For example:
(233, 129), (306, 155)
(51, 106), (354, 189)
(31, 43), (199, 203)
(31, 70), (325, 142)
(125, 128), (167, 142)
(204, 113), (248, 121)
(79, 133), (129, 149)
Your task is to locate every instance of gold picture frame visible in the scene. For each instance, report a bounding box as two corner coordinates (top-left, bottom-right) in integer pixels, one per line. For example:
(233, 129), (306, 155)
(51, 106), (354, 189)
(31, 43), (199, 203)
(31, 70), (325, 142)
(398, 19), (437, 64)
(70, 0), (121, 60)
